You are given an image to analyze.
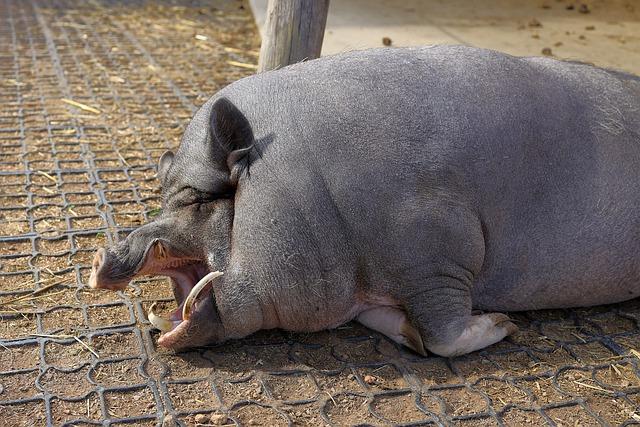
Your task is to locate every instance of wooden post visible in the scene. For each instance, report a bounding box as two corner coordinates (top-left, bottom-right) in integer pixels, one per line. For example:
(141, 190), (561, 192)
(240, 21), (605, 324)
(258, 0), (330, 73)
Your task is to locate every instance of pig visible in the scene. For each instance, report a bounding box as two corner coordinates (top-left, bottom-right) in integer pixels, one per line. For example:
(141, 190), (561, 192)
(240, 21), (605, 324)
(89, 45), (640, 357)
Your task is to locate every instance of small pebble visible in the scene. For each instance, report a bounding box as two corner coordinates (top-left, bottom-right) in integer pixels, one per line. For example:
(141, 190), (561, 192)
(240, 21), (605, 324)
(382, 37), (392, 46)
(542, 47), (553, 56)
(194, 413), (208, 424)
(579, 3), (590, 13)
(364, 374), (377, 384)
(528, 18), (543, 27)
(162, 414), (177, 427)
(210, 413), (227, 426)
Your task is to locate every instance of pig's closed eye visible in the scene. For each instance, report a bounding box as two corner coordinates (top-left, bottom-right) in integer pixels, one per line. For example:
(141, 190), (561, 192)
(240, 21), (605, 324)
(184, 187), (233, 205)
(194, 188), (214, 200)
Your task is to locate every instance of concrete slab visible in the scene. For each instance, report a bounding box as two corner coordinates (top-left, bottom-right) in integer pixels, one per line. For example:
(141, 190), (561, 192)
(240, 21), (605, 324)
(249, 0), (640, 74)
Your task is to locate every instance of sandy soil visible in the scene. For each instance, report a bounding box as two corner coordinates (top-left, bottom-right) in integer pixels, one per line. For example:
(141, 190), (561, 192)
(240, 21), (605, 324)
(319, 0), (640, 74)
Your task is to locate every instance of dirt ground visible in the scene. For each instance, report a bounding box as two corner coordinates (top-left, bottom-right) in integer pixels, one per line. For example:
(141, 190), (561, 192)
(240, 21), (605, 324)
(318, 0), (640, 75)
(1, 0), (640, 426)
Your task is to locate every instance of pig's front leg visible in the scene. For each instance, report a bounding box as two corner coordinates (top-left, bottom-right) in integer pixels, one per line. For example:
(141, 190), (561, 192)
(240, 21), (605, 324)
(426, 312), (518, 357)
(356, 297), (516, 357)
(401, 276), (518, 357)
(356, 306), (426, 355)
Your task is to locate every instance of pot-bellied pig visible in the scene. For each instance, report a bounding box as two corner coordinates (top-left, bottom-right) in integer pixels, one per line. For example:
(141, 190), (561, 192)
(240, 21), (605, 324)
(89, 45), (640, 357)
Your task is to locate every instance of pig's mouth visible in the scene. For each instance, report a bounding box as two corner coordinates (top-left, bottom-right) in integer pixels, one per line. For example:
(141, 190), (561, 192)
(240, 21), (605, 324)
(89, 240), (222, 347)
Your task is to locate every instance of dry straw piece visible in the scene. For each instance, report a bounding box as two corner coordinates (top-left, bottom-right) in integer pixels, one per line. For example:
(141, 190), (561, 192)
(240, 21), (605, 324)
(61, 98), (101, 114)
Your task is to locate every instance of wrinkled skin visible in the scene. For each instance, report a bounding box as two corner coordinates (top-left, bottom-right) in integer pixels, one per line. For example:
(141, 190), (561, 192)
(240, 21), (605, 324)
(90, 46), (640, 356)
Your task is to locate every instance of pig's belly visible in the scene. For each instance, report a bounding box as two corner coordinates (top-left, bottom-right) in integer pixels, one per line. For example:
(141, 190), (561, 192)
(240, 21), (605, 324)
(470, 229), (640, 312)
(472, 275), (640, 312)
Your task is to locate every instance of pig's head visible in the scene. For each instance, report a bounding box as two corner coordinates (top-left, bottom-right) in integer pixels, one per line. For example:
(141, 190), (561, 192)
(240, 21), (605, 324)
(89, 97), (255, 349)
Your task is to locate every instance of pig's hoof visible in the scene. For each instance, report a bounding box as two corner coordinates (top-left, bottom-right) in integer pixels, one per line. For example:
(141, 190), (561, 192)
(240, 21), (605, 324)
(488, 312), (519, 336)
(356, 306), (427, 356)
(426, 312), (518, 357)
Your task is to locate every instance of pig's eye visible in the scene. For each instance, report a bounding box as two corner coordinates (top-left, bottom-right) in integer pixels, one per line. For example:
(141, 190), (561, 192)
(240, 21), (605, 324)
(181, 187), (232, 206)
(192, 188), (215, 202)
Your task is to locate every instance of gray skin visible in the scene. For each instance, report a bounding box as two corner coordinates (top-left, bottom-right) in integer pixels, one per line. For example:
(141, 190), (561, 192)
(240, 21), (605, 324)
(89, 45), (640, 356)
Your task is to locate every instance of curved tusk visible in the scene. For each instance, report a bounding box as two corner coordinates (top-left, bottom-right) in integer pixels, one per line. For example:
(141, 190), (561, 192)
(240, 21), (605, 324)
(182, 271), (224, 321)
(148, 302), (174, 332)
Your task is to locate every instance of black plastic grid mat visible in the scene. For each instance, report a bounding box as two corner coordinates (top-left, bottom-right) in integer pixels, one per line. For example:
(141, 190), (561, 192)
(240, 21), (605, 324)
(2, 0), (640, 426)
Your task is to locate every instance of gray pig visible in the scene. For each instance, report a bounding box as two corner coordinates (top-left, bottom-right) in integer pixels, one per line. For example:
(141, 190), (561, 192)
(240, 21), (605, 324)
(89, 45), (640, 357)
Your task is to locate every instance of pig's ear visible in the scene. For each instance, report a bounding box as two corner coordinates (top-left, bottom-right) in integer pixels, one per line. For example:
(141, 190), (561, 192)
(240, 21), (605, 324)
(157, 150), (174, 182)
(209, 98), (254, 173)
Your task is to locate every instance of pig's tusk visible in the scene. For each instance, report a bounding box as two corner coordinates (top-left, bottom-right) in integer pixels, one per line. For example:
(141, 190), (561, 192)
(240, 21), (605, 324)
(148, 302), (174, 332)
(182, 271), (223, 321)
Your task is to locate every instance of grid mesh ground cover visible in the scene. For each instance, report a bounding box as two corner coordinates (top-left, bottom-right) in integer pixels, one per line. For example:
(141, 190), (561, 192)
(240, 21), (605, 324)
(2, 0), (640, 426)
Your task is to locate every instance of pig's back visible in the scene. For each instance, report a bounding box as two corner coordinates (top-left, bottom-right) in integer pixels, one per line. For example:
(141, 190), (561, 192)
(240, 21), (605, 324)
(220, 45), (640, 311)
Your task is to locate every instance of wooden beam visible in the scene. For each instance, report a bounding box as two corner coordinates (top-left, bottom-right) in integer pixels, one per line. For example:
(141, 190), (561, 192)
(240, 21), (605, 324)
(258, 0), (330, 73)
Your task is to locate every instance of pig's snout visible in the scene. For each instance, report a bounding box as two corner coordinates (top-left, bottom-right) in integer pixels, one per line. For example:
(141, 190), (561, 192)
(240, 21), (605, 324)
(88, 248), (105, 289)
(88, 247), (129, 290)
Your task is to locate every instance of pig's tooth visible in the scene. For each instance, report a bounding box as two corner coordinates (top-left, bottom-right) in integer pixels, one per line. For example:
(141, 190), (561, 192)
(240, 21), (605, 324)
(182, 271), (223, 321)
(148, 302), (174, 332)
